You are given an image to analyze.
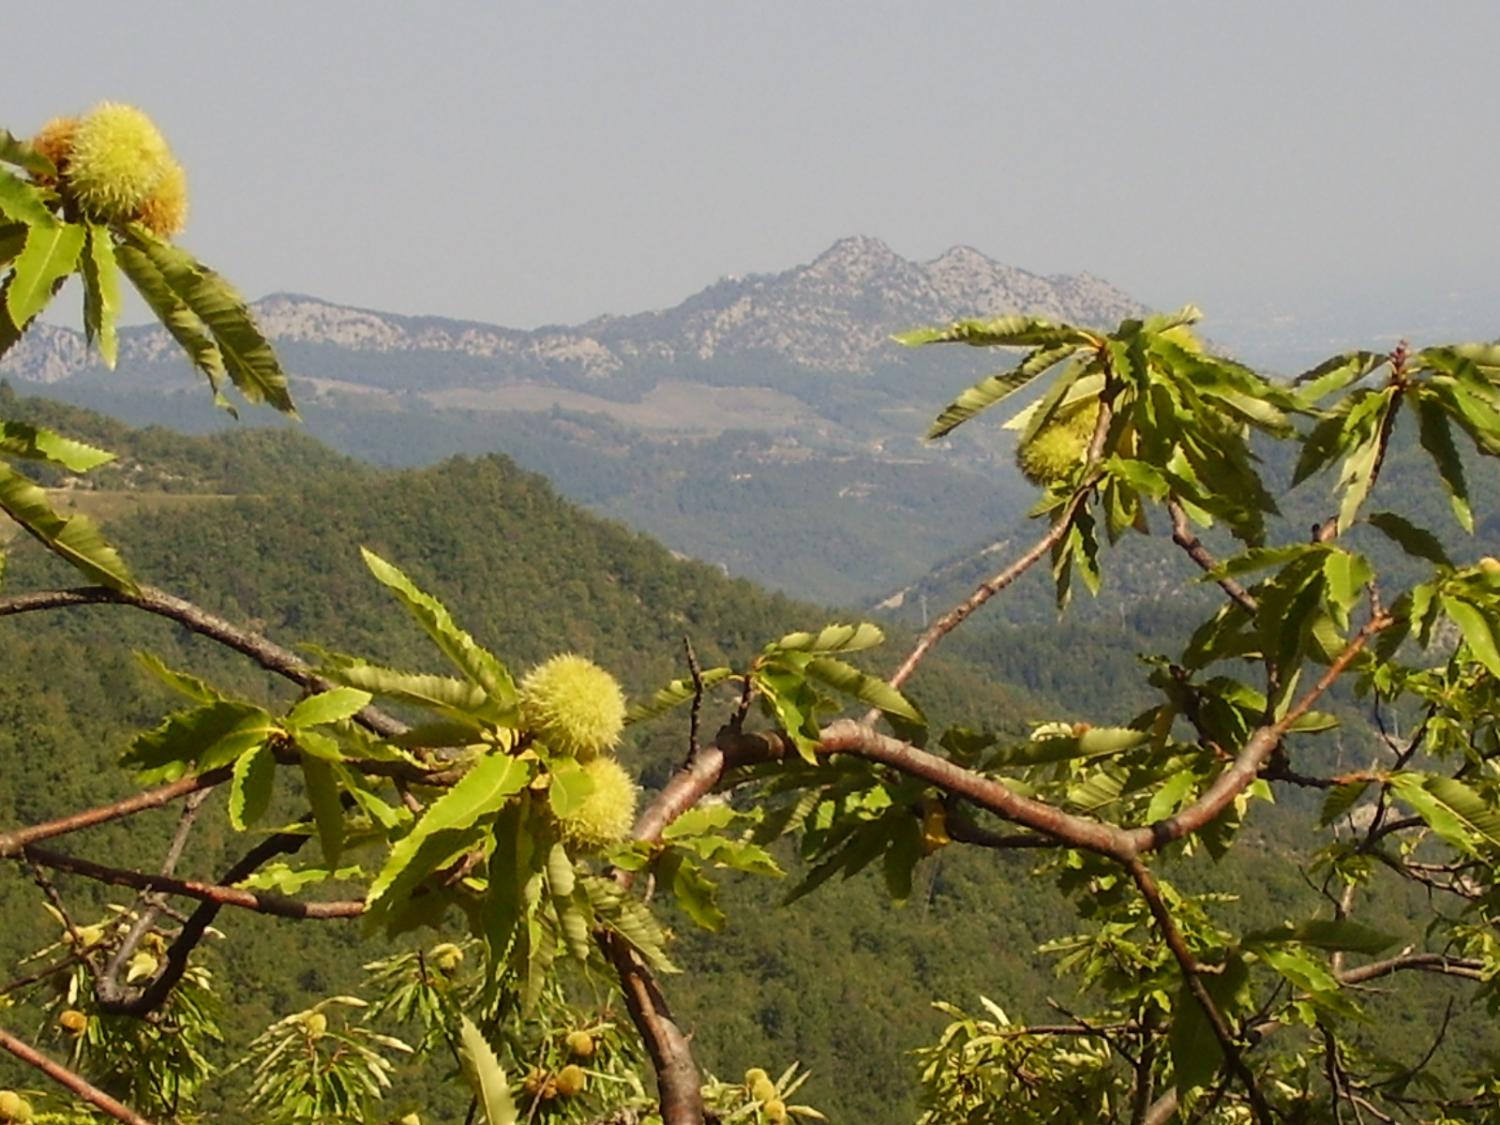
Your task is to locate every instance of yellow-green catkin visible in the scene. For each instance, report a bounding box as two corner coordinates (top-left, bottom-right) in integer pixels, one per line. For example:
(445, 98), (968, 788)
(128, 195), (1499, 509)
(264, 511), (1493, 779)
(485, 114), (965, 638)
(66, 103), (176, 223)
(30, 116), (79, 180)
(1016, 402), (1098, 486)
(137, 156), (188, 237)
(519, 653), (625, 759)
(559, 756), (637, 849)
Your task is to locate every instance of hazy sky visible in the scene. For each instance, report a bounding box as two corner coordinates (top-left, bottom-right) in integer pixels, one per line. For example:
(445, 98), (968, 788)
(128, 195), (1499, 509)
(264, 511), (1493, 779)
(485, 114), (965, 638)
(10, 2), (1500, 364)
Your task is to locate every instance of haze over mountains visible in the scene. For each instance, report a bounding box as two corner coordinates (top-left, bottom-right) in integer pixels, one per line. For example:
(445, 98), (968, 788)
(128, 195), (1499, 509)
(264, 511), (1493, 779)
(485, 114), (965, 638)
(2, 236), (1146, 603)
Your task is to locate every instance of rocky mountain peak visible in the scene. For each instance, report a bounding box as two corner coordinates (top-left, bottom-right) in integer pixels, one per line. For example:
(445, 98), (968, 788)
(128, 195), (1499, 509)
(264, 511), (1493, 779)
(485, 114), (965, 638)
(0, 236), (1150, 384)
(804, 235), (907, 283)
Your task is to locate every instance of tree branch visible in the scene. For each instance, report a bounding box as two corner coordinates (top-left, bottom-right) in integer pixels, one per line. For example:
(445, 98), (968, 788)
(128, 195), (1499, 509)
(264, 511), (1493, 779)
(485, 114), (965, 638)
(0, 770), (230, 859)
(1126, 859), (1272, 1125)
(0, 1022), (153, 1124)
(0, 585), (406, 738)
(1167, 499), (1258, 615)
(19, 845), (364, 920)
(601, 934), (703, 1125)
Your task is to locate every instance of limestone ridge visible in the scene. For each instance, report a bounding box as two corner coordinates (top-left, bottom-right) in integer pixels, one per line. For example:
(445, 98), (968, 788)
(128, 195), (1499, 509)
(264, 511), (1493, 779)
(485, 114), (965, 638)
(0, 236), (1146, 385)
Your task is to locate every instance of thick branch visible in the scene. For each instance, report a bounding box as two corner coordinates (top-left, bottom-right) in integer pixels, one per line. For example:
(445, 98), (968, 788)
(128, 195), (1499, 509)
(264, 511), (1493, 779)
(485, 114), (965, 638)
(0, 585), (405, 738)
(0, 1022), (153, 1124)
(19, 845), (364, 920)
(602, 934), (703, 1125)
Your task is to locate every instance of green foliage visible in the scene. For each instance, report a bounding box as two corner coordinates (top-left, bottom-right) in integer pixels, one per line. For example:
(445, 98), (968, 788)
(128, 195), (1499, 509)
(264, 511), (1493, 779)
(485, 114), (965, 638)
(11, 106), (1500, 1125)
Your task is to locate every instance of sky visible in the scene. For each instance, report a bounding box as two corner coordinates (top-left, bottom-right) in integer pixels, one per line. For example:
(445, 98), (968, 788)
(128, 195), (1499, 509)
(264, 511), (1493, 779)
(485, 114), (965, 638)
(10, 2), (1500, 367)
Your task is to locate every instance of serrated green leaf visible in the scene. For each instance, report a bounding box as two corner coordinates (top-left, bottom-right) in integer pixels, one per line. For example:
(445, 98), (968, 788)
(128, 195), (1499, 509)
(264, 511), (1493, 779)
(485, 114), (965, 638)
(285, 687), (373, 729)
(893, 314), (1094, 350)
(360, 548), (516, 709)
(1442, 596), (1500, 679)
(292, 728), (344, 762)
(1411, 390), (1472, 532)
(457, 1015), (518, 1125)
(237, 862), (365, 894)
(558, 890), (595, 960)
(1294, 350), (1385, 402)
(1260, 945), (1339, 995)
(1336, 392), (1398, 532)
(310, 647), (493, 720)
(927, 342), (1080, 439)
(134, 653), (229, 704)
(367, 753), (530, 908)
(1390, 772), (1500, 857)
(0, 462), (135, 591)
(774, 622), (885, 654)
(1319, 778), (1372, 827)
(0, 168), (56, 226)
(0, 224), (26, 270)
(114, 239), (230, 409)
(803, 655), (924, 725)
(547, 758), (595, 819)
(1146, 769), (1196, 823)
(1245, 918), (1396, 955)
(1366, 511), (1451, 568)
(882, 813), (923, 905)
(79, 225), (120, 369)
(229, 741), (277, 831)
(122, 226), (295, 413)
(584, 876), (679, 973)
(989, 726), (1147, 768)
(121, 700), (271, 781)
(1322, 549), (1372, 625)
(756, 665), (824, 764)
(302, 755), (345, 866)
(663, 853), (726, 931)
(482, 797), (542, 964)
(6, 220), (83, 329)
(0, 421), (114, 472)
(625, 666), (733, 724)
(0, 131), (55, 178)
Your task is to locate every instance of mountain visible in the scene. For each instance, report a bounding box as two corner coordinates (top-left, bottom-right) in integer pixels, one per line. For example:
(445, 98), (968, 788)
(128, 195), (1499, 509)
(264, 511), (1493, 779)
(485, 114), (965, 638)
(3, 236), (1143, 385)
(0, 238), (1148, 606)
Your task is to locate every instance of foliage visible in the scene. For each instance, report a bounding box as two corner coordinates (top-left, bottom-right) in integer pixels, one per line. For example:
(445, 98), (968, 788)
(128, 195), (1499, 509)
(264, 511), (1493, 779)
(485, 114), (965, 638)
(6, 109), (1500, 1125)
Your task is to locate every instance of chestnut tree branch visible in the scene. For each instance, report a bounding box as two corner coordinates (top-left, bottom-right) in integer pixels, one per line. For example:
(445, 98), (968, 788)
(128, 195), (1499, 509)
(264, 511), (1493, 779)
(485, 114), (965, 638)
(0, 1022), (154, 1124)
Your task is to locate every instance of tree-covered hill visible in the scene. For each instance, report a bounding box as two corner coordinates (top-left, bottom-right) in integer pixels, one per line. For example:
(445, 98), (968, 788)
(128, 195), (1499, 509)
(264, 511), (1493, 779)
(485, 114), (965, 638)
(0, 391), (1063, 1121)
(0, 392), (1489, 1121)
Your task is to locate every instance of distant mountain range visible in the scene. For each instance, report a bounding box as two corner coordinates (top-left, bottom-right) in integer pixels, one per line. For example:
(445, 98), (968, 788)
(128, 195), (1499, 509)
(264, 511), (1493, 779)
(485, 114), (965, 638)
(3, 235), (1144, 385)
(0, 237), (1147, 605)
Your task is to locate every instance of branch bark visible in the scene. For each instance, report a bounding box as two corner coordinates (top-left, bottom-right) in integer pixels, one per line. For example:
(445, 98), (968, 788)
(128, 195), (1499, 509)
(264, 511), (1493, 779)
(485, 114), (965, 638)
(1127, 859), (1272, 1125)
(19, 845), (365, 920)
(0, 1022), (153, 1124)
(0, 585), (406, 738)
(602, 934), (704, 1125)
(0, 770), (229, 859)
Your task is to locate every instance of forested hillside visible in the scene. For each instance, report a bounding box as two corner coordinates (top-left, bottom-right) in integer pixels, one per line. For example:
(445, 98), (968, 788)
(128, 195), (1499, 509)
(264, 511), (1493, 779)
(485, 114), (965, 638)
(2, 389), (1490, 1121)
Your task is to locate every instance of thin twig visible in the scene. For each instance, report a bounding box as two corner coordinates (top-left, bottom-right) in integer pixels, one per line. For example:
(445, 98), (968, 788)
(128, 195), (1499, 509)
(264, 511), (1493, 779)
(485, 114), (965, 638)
(1167, 499), (1259, 615)
(682, 636), (704, 767)
(1126, 858), (1272, 1125)
(103, 790), (211, 996)
(19, 845), (365, 920)
(0, 770), (230, 858)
